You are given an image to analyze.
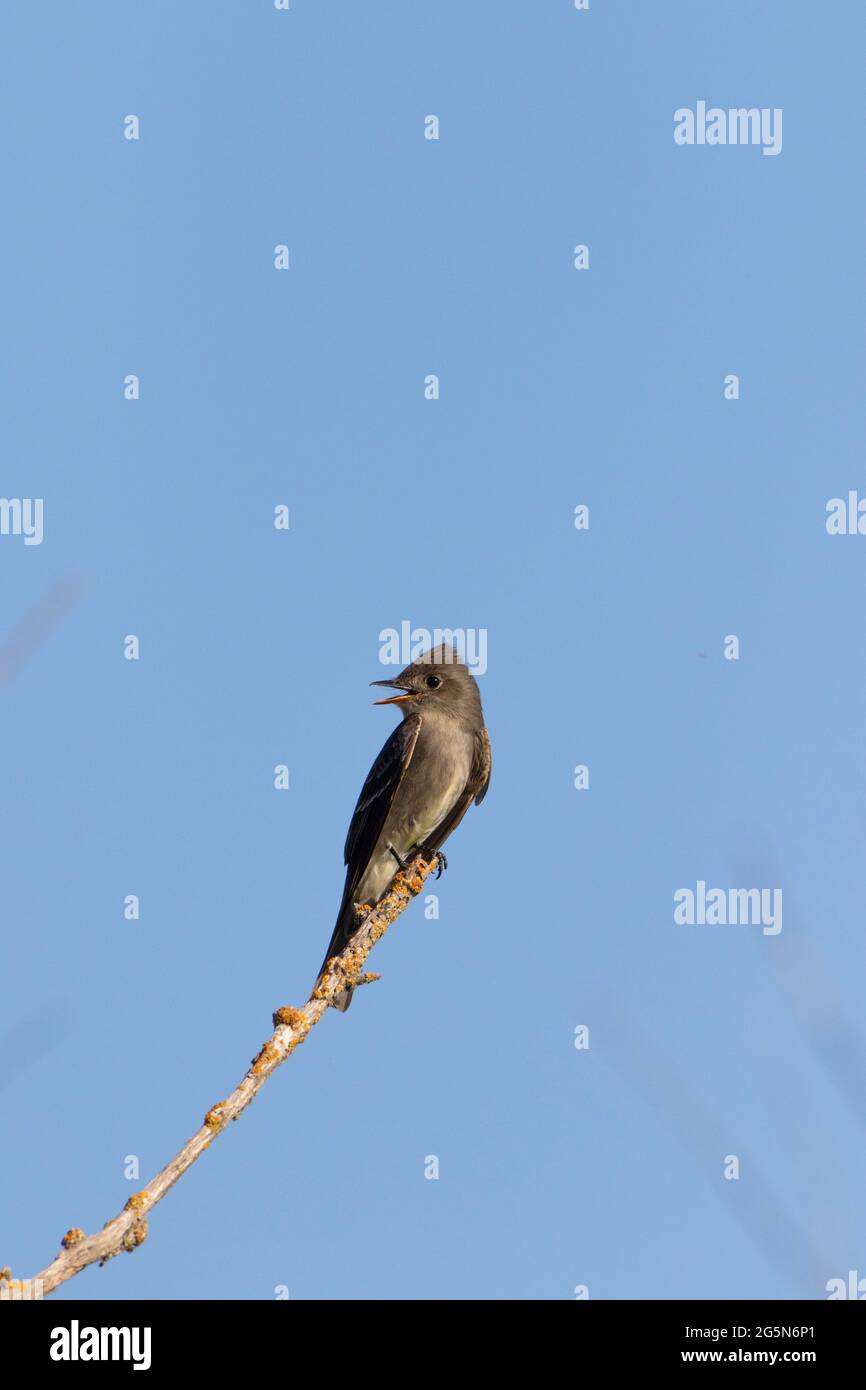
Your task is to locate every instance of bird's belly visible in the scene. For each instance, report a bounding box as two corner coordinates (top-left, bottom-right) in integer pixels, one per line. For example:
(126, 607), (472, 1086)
(356, 747), (469, 905)
(393, 762), (466, 847)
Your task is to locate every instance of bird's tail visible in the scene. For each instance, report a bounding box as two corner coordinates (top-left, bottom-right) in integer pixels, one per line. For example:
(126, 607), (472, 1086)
(313, 900), (357, 1013)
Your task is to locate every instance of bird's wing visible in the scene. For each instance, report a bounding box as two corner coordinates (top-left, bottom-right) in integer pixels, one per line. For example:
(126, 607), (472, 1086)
(343, 711), (423, 883)
(471, 726), (492, 804)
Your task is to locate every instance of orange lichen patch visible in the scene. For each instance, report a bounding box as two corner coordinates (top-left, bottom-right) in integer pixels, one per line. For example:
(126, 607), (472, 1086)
(406, 862), (430, 893)
(61, 1228), (85, 1250)
(273, 1005), (305, 1029)
(121, 1219), (148, 1253)
(124, 1192), (147, 1215)
(204, 1103), (227, 1130)
(306, 858), (436, 1008)
(251, 1039), (280, 1074)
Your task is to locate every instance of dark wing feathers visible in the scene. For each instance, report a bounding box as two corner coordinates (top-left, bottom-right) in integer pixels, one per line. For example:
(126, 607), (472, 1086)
(342, 712), (422, 891)
(322, 715), (422, 989)
(320, 717), (490, 1008)
(471, 727), (492, 804)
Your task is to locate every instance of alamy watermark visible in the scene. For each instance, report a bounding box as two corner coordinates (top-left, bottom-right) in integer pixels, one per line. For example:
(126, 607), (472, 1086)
(826, 1270), (866, 1299)
(50, 1321), (151, 1370)
(674, 881), (782, 936)
(0, 497), (43, 545)
(378, 623), (487, 675)
(674, 102), (782, 157)
(826, 492), (866, 534)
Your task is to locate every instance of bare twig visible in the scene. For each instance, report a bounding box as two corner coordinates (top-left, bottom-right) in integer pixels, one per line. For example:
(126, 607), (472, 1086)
(1, 856), (437, 1299)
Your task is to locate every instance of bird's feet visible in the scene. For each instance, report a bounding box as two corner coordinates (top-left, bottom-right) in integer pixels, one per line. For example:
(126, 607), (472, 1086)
(409, 845), (447, 878)
(389, 842), (447, 879)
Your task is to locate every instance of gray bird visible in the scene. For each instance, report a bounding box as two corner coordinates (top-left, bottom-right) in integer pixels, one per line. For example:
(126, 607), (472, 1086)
(315, 644), (491, 1011)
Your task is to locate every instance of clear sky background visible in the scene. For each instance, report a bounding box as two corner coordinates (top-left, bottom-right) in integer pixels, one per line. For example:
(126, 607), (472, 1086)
(3, 1), (865, 1301)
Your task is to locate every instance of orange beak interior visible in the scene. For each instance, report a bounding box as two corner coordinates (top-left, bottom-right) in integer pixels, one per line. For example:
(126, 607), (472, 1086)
(373, 692), (417, 706)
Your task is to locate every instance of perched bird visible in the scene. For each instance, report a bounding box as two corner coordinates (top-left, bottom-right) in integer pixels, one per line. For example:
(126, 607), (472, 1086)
(315, 644), (491, 1011)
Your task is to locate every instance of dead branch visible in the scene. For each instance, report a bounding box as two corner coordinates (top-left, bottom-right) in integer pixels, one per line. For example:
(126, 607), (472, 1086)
(1, 855), (437, 1299)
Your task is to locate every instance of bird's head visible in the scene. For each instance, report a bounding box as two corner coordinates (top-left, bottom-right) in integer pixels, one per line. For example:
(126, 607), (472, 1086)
(370, 645), (483, 726)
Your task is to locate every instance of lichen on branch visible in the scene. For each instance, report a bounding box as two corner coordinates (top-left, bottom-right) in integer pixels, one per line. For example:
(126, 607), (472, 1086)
(2, 855), (438, 1299)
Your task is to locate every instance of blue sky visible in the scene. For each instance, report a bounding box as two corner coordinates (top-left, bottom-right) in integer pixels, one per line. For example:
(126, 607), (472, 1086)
(3, 1), (865, 1300)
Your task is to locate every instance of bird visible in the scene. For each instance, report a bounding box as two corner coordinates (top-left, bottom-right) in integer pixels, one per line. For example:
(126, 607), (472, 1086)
(314, 644), (491, 1011)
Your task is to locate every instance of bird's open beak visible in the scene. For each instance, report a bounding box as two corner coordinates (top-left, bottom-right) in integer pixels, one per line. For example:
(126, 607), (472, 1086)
(370, 679), (417, 706)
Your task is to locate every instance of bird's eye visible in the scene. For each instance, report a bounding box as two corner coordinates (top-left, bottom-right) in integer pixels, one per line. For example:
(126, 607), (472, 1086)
(425, 675), (442, 689)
